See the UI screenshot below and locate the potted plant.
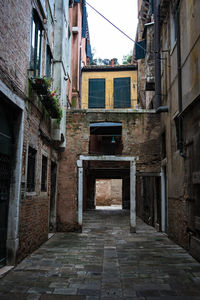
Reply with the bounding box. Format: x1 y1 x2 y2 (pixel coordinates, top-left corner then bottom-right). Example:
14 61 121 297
41 90 63 123
30 77 52 95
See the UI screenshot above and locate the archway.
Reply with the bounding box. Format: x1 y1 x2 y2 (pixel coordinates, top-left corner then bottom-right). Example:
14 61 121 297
77 155 138 233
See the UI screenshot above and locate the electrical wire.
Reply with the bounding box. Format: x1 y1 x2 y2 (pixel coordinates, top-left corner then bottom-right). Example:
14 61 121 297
86 1 147 53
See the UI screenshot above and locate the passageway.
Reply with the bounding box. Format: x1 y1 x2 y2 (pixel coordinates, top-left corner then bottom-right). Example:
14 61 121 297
0 210 200 299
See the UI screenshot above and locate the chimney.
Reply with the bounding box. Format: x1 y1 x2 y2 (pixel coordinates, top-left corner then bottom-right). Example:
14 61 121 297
111 59 114 67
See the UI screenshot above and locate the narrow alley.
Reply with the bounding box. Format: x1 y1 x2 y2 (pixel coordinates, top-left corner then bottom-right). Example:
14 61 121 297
0 209 200 300
0 0 200 299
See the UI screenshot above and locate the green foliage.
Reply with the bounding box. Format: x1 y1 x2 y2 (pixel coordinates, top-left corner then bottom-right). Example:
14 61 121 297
122 52 133 65
90 57 119 66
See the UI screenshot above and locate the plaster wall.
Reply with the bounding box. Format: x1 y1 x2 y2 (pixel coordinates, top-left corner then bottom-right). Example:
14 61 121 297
81 70 137 109
159 0 200 249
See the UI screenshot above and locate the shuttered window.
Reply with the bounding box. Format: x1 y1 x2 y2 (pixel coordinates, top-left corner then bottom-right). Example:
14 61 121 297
89 79 105 108
114 77 131 108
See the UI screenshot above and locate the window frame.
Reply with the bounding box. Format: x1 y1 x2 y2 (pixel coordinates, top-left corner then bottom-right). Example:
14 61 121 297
88 78 106 108
30 10 43 77
114 77 131 108
26 146 37 193
41 154 48 192
46 45 52 78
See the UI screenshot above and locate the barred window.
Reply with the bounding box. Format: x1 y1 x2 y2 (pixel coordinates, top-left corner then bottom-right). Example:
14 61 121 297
27 147 37 192
41 155 48 192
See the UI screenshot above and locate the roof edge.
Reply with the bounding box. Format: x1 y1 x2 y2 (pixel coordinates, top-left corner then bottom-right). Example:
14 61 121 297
82 64 138 72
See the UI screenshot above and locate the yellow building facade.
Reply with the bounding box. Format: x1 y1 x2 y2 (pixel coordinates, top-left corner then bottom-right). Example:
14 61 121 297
81 65 137 109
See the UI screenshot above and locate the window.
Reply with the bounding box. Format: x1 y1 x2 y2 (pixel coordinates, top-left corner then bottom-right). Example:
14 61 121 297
30 10 43 77
46 45 52 78
89 122 122 155
170 9 177 50
41 155 48 191
114 77 131 108
27 147 37 192
49 0 54 16
88 79 105 108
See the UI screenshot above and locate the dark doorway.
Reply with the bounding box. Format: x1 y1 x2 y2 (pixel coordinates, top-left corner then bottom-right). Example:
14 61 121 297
49 162 57 233
89 122 122 155
0 102 13 267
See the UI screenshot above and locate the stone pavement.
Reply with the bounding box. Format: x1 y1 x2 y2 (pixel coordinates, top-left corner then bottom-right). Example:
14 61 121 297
0 209 200 300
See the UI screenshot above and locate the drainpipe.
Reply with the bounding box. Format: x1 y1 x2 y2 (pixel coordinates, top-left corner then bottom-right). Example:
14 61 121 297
154 0 168 113
174 0 184 156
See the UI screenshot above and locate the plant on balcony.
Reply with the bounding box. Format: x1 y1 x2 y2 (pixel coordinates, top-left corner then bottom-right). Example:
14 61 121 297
30 76 52 95
41 91 63 124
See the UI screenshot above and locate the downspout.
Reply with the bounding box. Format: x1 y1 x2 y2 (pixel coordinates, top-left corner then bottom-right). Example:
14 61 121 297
174 0 185 156
154 0 168 113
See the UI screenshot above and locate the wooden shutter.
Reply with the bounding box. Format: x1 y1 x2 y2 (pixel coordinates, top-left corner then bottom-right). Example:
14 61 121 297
89 79 105 108
114 77 131 108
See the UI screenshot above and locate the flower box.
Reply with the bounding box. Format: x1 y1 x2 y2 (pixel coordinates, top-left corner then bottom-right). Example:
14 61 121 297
41 93 62 123
30 77 50 96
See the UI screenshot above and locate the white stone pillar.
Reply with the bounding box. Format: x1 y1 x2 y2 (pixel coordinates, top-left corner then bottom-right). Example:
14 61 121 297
130 161 136 233
161 166 166 232
77 160 83 231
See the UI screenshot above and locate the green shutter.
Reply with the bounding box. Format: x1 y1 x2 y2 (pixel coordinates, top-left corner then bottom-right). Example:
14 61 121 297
89 79 105 108
135 40 146 60
114 77 131 108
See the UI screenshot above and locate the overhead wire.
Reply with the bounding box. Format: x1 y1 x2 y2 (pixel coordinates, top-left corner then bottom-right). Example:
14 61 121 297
85 0 172 67
85 1 148 54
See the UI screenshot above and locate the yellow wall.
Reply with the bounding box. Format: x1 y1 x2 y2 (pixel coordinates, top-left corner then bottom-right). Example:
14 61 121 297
81 70 137 109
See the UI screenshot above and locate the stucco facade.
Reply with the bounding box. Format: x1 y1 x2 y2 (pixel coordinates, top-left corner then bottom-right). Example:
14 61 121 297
81 65 138 109
136 0 200 261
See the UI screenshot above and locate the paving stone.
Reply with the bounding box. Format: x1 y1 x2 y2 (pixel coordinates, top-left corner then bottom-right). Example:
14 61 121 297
53 288 77 295
26 295 41 300
0 210 200 299
40 296 85 300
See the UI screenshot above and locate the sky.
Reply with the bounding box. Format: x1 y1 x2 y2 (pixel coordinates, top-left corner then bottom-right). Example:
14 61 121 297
86 0 138 64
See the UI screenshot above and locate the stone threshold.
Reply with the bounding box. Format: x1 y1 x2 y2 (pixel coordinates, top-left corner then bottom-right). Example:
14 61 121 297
48 233 55 240
0 265 14 278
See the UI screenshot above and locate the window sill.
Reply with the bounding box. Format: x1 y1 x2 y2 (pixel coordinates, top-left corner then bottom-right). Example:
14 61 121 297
26 192 37 197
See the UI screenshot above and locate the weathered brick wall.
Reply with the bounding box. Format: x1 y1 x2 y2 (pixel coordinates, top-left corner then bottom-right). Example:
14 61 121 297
57 112 89 231
0 0 31 97
0 0 61 263
57 110 161 230
18 101 59 262
96 179 122 206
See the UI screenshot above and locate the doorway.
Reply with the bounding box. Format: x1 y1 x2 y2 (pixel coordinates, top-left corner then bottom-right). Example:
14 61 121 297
78 155 137 232
0 103 13 267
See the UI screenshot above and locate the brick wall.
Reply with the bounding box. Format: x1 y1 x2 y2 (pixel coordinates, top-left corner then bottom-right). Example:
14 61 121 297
0 0 31 97
57 110 161 230
0 0 60 263
18 100 59 262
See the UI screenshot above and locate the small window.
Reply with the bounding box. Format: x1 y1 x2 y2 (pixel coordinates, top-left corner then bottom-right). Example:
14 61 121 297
41 155 48 191
30 10 43 76
27 147 37 192
170 10 177 50
46 45 52 78
161 131 166 159
49 0 54 16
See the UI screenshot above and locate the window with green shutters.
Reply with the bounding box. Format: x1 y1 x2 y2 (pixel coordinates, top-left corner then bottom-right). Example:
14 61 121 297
88 79 105 108
114 77 131 108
